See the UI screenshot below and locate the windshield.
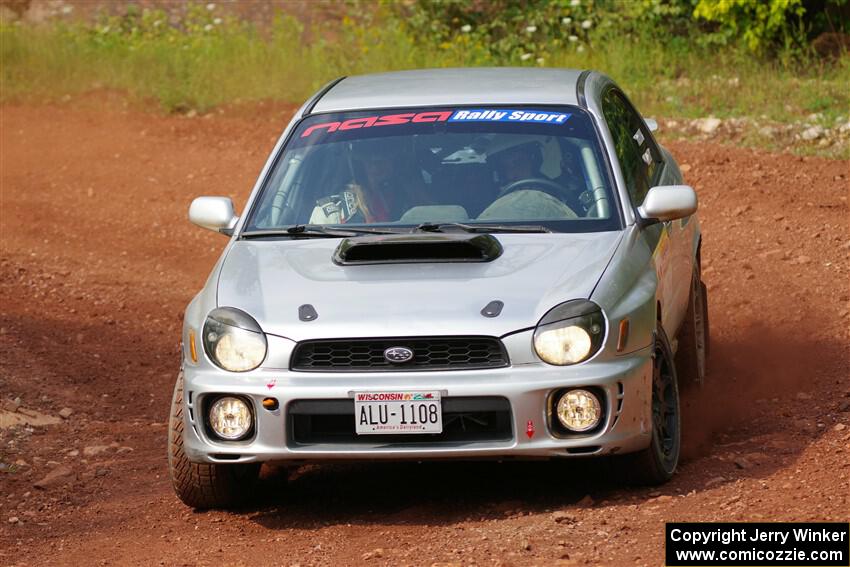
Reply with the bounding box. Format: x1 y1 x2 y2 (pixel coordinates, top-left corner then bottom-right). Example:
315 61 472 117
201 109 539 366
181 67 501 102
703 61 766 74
244 106 621 234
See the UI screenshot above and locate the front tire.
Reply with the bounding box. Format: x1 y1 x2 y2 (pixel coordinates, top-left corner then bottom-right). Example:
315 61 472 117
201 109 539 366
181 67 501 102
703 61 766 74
168 371 260 509
623 325 681 485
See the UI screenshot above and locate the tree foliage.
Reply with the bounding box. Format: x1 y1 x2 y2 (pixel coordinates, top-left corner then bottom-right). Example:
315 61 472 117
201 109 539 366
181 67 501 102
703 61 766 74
693 0 807 52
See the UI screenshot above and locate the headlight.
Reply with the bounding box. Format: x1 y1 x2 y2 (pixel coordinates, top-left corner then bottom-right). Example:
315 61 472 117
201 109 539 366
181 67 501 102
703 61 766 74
533 300 605 365
208 396 253 440
556 389 602 432
202 307 267 372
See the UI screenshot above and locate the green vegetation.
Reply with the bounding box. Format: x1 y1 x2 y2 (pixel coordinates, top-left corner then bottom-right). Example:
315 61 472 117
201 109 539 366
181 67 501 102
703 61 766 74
692 0 807 53
1 0 847 132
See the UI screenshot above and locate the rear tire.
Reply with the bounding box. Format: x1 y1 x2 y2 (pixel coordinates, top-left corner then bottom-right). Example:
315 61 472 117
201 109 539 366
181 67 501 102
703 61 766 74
168 371 260 509
621 325 681 485
676 262 709 389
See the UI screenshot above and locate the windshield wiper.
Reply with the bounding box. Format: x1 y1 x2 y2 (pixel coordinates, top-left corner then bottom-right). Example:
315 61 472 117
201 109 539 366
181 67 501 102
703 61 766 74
241 225 399 239
413 222 552 234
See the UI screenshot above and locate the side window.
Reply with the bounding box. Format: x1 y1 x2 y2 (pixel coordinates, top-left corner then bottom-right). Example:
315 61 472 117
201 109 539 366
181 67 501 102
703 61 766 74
601 89 659 206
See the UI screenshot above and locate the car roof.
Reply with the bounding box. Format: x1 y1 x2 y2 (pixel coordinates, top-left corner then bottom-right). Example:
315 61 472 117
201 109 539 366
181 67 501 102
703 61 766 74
310 67 588 114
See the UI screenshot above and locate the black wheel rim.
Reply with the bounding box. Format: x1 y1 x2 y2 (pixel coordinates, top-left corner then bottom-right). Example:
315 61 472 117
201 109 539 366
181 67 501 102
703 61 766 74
652 341 679 463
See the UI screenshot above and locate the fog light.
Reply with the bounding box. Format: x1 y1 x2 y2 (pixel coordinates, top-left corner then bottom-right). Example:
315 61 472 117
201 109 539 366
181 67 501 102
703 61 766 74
556 389 602 432
208 396 252 440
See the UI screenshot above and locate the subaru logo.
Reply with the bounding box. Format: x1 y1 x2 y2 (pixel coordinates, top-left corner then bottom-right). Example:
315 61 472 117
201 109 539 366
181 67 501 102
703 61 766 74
384 346 414 363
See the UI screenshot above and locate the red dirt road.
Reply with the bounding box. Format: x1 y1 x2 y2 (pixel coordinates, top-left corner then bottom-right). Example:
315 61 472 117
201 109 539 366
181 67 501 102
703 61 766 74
1 99 849 566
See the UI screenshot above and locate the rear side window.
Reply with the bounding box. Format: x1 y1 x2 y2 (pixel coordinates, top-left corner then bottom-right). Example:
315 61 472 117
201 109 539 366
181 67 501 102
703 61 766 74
601 90 660 206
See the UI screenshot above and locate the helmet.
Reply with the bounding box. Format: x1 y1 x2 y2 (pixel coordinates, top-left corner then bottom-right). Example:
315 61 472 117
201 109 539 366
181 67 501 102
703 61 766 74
349 137 405 187
481 135 548 184
482 135 547 171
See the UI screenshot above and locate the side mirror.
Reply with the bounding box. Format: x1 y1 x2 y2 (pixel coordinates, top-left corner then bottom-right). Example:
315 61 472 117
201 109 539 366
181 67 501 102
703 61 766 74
189 196 238 235
638 185 697 224
644 118 658 132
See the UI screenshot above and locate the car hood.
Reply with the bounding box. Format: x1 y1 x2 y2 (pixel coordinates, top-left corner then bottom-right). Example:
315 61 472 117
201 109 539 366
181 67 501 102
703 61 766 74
217 232 622 341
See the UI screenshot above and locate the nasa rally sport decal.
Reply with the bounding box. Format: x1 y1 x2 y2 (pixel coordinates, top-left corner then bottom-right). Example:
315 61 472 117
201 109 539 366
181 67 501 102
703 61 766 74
299 108 571 138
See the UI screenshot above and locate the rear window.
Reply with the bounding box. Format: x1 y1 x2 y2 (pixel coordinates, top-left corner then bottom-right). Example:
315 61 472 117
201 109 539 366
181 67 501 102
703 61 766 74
244 106 621 233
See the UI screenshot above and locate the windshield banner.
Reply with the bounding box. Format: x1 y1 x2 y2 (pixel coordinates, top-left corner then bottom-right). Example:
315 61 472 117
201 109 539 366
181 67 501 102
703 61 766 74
449 109 571 124
300 109 571 139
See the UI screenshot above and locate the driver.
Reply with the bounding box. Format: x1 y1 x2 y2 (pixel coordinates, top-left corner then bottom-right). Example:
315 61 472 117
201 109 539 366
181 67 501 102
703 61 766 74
488 136 584 214
310 138 418 224
478 135 580 220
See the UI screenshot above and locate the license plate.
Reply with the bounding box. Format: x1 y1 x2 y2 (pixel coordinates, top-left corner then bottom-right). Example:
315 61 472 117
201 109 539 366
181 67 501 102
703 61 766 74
354 391 442 435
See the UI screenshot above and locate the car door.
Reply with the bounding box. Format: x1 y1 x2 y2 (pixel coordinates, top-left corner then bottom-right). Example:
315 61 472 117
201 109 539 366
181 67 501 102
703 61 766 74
600 88 680 335
626 103 694 333
653 145 696 334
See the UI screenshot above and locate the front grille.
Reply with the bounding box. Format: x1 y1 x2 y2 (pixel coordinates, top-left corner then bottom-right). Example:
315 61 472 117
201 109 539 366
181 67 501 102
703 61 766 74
287 397 513 446
290 336 509 372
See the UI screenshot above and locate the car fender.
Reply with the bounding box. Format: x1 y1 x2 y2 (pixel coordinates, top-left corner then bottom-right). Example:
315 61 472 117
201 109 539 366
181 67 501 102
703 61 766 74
590 225 657 356
181 251 228 369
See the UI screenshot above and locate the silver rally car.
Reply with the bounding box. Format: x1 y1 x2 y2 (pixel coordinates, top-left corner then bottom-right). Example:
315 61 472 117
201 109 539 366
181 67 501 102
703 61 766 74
169 68 709 508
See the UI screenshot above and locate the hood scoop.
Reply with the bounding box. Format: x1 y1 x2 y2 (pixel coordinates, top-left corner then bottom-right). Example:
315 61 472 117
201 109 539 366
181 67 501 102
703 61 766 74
333 233 503 265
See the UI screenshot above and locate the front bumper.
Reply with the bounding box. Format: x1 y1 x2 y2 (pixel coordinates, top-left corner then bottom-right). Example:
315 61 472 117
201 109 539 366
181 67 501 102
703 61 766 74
181 345 653 464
